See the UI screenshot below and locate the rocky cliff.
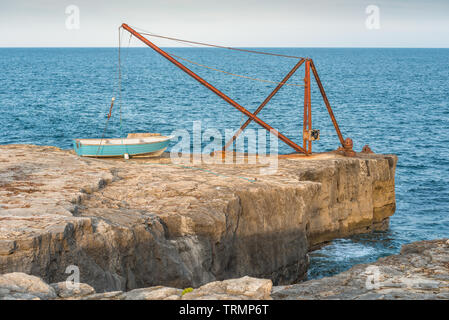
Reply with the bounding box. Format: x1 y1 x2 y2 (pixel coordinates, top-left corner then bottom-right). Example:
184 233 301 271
0 145 396 292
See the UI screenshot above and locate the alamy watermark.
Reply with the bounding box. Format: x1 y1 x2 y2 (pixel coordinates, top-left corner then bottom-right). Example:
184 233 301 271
65 5 80 30
365 265 381 289
170 121 279 175
364 265 438 290
65 265 80 290
365 5 381 30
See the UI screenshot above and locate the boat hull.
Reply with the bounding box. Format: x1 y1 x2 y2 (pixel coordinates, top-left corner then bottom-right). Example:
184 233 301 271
73 137 171 158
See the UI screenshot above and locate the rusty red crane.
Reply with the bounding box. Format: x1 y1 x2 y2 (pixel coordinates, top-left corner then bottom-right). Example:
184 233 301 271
121 23 352 156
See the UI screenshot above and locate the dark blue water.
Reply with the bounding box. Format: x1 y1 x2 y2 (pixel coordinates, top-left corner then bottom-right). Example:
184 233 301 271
0 47 448 279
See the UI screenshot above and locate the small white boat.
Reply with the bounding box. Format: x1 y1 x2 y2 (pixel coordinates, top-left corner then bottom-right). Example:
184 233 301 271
73 133 173 158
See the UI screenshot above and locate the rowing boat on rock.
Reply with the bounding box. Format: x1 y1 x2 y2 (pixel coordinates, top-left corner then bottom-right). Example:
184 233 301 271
73 133 172 158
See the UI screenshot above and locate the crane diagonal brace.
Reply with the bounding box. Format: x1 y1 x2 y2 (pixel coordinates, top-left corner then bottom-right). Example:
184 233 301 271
121 23 307 154
223 58 305 151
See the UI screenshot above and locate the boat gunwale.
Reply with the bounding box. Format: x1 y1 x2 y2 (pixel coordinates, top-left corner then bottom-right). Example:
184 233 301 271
77 147 167 158
74 136 173 146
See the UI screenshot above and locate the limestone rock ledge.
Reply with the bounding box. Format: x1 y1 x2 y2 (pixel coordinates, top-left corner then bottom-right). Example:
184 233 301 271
0 145 397 291
2 239 448 300
0 274 272 300
272 239 449 300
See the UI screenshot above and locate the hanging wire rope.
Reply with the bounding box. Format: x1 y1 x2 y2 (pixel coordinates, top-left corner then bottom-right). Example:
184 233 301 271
119 27 122 134
104 26 305 141
122 26 304 87
129 25 305 60
166 52 304 87
119 28 133 133
96 27 133 155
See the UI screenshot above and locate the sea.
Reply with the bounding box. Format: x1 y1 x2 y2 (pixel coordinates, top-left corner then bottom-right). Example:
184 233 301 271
0 47 448 279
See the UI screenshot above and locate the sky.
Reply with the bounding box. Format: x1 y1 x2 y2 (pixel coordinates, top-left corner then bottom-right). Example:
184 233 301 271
0 0 448 47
